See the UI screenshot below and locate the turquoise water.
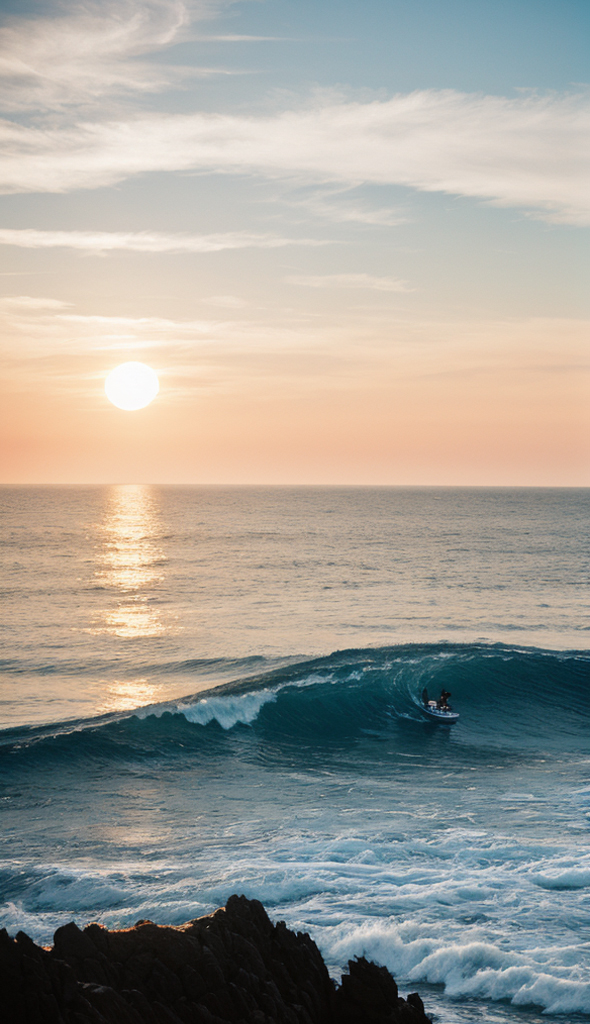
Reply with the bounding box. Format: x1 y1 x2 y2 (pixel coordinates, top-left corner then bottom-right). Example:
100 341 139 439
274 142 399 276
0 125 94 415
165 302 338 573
1 486 589 1022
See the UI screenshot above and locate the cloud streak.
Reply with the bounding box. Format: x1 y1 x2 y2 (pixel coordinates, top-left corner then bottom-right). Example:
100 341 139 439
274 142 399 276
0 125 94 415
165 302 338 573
0 5 586 223
0 90 587 223
2 297 587 394
0 228 329 254
0 0 230 112
286 273 412 292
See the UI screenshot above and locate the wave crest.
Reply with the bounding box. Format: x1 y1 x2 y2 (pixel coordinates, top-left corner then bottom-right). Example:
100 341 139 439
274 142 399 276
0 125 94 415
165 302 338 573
2 643 588 763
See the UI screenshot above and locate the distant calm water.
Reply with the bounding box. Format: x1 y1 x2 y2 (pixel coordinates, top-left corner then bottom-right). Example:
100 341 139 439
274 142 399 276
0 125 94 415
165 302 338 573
1 487 589 1023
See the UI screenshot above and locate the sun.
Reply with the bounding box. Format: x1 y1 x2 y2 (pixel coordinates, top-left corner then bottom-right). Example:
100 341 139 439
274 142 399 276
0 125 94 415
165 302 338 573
105 362 159 411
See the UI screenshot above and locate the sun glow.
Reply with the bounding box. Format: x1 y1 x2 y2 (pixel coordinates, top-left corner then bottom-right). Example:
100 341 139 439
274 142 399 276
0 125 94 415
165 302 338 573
105 362 159 410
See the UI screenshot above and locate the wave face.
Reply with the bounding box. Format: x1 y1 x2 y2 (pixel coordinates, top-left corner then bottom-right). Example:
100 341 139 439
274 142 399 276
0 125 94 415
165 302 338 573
2 643 590 1021
2 643 588 764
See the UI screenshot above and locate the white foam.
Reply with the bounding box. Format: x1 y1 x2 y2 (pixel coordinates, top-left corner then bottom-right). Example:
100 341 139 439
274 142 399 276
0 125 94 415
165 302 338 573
135 671 329 730
512 972 590 1015
3 809 590 1017
528 851 590 890
429 957 590 1014
177 689 277 729
4 841 590 1018
531 867 590 889
320 919 590 1014
0 901 68 942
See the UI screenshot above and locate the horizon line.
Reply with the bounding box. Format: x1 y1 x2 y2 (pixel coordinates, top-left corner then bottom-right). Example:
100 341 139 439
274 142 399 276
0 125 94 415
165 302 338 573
1 482 588 490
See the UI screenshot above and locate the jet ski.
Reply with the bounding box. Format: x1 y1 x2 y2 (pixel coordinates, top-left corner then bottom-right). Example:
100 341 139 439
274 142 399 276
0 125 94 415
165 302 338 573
420 699 459 724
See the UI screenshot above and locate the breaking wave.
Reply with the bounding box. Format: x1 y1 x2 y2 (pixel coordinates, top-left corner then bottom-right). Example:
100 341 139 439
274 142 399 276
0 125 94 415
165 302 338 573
1 642 588 765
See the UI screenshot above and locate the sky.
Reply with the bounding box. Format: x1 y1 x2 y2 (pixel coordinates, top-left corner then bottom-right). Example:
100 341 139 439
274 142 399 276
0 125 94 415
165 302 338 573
0 0 588 485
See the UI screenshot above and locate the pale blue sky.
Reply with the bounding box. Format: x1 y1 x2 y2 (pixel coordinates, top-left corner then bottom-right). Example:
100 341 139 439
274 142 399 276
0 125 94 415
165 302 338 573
178 0 590 96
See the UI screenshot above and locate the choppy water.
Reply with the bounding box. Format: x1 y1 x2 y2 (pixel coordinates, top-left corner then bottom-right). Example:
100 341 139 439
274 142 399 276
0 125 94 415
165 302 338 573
1 486 589 1023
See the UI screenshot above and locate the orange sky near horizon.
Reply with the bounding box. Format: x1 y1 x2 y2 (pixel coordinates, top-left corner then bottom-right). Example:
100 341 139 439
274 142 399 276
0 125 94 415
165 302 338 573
1 311 587 485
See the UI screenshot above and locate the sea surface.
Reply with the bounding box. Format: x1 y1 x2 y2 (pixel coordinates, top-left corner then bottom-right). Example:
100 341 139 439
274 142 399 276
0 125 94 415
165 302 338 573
1 486 589 1023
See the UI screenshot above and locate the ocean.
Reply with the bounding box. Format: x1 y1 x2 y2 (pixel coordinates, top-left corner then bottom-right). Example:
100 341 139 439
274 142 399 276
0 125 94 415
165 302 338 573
1 485 589 1023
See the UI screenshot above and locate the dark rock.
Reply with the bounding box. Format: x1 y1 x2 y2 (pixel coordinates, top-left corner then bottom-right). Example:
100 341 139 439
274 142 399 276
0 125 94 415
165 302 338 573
335 956 398 1021
0 896 432 1024
407 993 426 1015
54 921 99 961
80 983 144 1024
181 963 209 1001
84 923 111 956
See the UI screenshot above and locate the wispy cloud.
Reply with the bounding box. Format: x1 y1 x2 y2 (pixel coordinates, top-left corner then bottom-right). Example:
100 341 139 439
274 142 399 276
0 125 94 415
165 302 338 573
0 228 329 254
191 35 291 42
286 273 412 292
0 295 71 310
0 89 587 223
2 296 588 397
0 0 231 112
203 294 248 307
283 186 407 227
310 203 405 227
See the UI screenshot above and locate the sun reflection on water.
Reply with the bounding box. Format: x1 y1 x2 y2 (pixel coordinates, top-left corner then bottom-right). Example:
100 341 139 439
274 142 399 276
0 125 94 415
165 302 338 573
93 485 167 639
97 677 161 714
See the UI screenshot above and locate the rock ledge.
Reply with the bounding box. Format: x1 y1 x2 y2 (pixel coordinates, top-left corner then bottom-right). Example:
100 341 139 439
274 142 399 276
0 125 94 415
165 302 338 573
1 894 432 1024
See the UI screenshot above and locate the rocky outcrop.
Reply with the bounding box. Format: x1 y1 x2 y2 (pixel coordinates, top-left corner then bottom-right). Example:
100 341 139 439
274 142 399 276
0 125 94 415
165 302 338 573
1 894 431 1024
